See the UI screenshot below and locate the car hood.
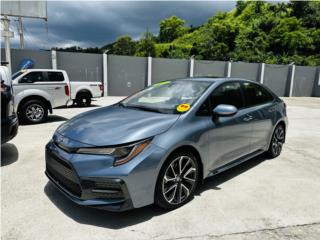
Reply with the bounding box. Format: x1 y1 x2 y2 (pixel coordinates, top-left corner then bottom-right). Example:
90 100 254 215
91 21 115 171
57 105 180 146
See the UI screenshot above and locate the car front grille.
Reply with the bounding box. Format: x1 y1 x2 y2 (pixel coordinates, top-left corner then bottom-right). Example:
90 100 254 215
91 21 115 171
46 152 82 197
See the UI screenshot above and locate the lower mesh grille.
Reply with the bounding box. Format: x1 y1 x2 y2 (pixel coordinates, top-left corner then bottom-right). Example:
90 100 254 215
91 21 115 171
46 152 82 197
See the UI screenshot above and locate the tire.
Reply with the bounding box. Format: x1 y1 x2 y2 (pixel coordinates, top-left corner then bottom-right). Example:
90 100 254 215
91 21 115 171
155 150 199 210
266 124 285 158
75 92 92 107
19 99 48 124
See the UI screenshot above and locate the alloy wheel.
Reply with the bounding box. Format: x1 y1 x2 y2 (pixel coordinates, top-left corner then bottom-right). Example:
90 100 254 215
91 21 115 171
271 126 285 156
162 156 197 205
26 104 44 121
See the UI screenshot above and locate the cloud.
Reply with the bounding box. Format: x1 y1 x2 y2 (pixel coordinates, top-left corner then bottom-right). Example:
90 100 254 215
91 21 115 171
2 1 236 49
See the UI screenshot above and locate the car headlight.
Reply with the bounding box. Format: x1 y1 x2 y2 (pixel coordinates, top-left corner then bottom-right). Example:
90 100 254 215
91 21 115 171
76 139 151 166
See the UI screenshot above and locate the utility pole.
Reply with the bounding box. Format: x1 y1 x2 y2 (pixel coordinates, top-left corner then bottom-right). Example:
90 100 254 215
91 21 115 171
17 17 25 49
1 15 14 76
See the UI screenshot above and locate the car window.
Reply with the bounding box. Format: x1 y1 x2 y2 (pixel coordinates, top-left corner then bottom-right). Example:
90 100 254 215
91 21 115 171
242 82 274 107
211 82 244 109
196 98 210 116
19 72 44 83
122 80 211 114
47 72 64 82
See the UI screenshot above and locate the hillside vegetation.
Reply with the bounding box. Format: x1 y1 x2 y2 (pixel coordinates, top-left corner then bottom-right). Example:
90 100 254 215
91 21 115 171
61 1 320 66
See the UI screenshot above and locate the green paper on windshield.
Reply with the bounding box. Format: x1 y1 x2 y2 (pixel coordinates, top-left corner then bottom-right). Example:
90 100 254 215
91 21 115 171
154 81 171 87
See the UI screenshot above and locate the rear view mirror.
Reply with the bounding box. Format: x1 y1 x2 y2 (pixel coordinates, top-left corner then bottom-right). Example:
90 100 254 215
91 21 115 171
213 104 237 117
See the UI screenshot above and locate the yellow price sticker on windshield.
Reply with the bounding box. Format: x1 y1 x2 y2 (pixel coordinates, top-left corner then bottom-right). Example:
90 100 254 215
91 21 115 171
177 103 190 112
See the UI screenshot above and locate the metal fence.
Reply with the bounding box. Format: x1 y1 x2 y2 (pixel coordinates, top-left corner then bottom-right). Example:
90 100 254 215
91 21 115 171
3 48 320 97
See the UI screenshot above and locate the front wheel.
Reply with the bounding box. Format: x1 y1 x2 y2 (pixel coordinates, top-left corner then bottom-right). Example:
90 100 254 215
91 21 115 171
155 151 199 210
266 124 285 158
19 99 48 124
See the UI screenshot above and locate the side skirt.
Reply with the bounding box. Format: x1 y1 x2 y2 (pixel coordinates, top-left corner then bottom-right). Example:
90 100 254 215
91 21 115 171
207 149 265 178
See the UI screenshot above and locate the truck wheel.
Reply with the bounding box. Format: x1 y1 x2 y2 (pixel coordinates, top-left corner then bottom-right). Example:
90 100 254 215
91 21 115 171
76 92 92 107
19 99 48 124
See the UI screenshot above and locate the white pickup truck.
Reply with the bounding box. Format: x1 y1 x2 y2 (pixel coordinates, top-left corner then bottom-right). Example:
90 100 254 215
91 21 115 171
12 69 103 124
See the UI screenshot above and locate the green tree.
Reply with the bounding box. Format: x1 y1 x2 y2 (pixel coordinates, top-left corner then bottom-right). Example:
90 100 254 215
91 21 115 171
135 31 156 57
112 35 136 56
159 16 187 43
290 1 320 28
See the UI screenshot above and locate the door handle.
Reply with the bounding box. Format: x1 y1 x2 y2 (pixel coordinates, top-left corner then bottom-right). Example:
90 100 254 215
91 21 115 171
243 115 253 122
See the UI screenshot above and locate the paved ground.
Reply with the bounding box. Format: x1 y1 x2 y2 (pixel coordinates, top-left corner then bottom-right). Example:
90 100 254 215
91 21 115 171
1 97 320 240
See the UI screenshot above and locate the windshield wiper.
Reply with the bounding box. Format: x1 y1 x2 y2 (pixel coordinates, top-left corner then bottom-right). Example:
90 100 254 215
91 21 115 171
125 105 163 113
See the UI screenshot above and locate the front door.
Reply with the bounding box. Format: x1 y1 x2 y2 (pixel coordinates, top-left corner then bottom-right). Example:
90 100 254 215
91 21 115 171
207 82 253 171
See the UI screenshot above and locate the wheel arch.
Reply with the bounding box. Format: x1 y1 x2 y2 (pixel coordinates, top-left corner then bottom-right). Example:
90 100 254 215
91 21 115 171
17 95 52 114
161 145 204 183
76 89 93 99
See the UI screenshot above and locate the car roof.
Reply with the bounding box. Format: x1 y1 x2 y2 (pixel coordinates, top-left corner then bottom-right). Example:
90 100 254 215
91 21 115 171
173 77 257 84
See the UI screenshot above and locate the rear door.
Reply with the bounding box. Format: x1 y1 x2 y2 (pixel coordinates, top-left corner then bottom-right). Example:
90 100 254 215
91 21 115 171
45 71 70 107
207 82 253 170
241 82 276 152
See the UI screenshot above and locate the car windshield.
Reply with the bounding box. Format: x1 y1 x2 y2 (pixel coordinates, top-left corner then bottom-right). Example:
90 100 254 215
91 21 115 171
121 80 211 114
12 71 24 80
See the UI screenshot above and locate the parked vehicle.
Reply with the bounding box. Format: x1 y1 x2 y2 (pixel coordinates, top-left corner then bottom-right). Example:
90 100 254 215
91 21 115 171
12 69 103 124
45 78 287 211
1 65 19 144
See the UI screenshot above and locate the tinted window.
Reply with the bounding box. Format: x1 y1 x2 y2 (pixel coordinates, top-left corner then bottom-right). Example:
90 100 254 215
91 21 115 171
242 82 274 107
211 82 244 109
48 72 64 82
19 72 44 83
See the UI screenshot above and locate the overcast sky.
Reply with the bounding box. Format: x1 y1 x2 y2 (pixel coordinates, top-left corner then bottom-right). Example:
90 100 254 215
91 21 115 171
4 1 236 50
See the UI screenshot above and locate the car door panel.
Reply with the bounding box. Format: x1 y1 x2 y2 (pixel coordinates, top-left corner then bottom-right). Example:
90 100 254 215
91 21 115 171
241 82 277 152
208 109 252 170
45 71 69 107
249 103 276 151
205 81 252 171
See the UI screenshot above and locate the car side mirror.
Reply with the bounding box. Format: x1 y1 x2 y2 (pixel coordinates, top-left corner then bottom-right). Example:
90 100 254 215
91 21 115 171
213 104 238 117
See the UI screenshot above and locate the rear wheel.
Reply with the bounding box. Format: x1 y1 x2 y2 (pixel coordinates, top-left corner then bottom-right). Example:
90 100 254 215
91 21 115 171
266 124 285 158
75 92 92 107
155 151 199 210
19 99 48 124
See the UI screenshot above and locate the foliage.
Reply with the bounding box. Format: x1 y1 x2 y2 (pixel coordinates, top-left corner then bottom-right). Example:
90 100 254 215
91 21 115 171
111 35 136 56
57 1 320 66
159 16 188 43
135 31 156 57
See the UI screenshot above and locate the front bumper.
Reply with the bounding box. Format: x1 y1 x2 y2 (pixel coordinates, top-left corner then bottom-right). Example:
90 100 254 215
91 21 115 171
45 138 167 211
1 115 19 144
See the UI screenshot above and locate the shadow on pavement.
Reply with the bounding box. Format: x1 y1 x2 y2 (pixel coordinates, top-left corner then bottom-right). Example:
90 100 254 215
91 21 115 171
55 103 101 109
198 154 267 193
1 143 19 166
44 182 166 229
44 154 268 228
46 115 69 123
19 115 68 125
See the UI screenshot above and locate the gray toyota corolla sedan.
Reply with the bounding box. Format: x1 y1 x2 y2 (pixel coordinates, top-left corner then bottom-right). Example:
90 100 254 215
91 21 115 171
45 78 287 211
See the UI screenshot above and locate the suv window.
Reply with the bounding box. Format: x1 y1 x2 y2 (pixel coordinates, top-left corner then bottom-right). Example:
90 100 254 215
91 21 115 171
47 72 64 82
242 82 274 107
211 82 244 109
19 72 44 83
